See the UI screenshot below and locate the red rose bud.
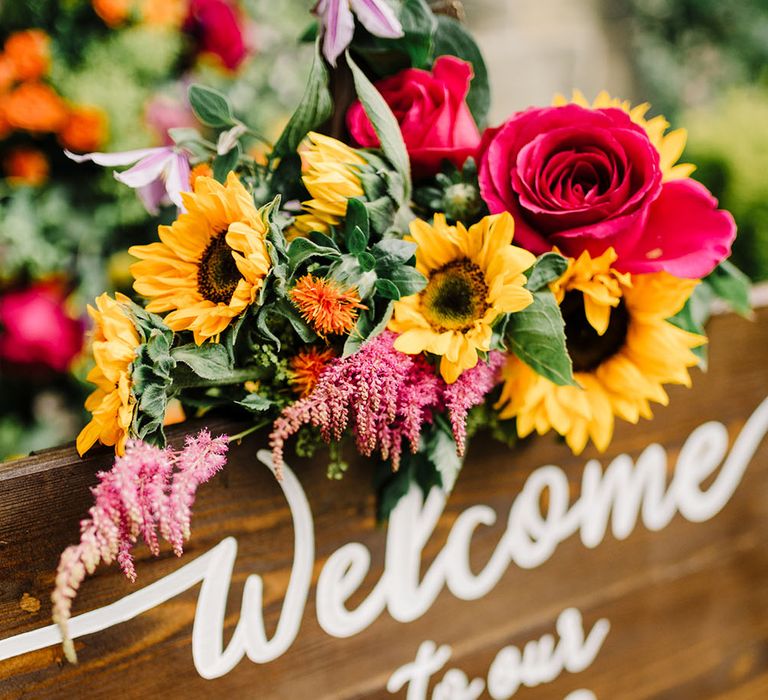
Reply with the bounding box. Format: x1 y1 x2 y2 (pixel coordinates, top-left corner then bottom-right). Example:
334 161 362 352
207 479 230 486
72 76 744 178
346 55 481 180
478 104 735 279
0 282 84 374
185 0 248 71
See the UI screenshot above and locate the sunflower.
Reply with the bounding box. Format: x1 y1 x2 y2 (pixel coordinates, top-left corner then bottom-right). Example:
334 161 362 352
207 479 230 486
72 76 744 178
129 173 271 344
290 273 365 337
389 212 536 384
76 293 140 456
496 248 705 454
553 89 695 182
290 131 366 238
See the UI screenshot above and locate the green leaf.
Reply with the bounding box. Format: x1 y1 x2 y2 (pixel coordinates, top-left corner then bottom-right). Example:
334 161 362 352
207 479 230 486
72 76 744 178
273 40 333 158
375 278 401 300
347 51 411 200
236 393 274 413
705 260 752 317
426 421 462 492
213 143 241 182
343 301 394 356
288 236 339 270
172 343 233 381
347 226 368 256
526 252 569 292
358 251 377 272
372 238 417 267
507 290 576 386
669 283 714 368
393 0 438 68
382 264 427 297
345 197 370 240
188 84 235 128
431 16 490 128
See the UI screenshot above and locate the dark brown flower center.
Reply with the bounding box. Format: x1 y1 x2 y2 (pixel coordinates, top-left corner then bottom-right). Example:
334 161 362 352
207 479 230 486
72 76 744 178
421 258 489 332
197 233 241 305
562 290 629 373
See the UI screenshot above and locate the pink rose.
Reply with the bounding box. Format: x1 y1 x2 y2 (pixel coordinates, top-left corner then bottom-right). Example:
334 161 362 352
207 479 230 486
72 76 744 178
478 104 736 278
0 283 84 374
185 0 248 71
346 55 481 180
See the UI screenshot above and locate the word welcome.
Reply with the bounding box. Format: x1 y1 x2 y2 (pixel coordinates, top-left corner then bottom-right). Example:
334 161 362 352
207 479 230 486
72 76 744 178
0 397 766 686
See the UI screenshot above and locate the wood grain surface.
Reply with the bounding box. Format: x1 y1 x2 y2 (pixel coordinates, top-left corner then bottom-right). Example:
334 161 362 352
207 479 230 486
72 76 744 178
0 306 767 699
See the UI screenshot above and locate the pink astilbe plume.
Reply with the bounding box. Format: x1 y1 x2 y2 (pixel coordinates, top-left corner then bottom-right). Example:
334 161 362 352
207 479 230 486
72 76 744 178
51 429 228 664
270 332 504 475
444 351 505 456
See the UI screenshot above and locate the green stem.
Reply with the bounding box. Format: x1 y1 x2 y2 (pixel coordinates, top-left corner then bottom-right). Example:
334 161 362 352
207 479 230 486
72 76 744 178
172 367 264 390
228 420 270 444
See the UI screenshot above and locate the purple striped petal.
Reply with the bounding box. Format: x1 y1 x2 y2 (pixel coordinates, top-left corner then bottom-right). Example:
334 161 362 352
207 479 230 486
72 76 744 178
316 0 355 66
113 150 173 189
165 152 191 211
349 0 403 39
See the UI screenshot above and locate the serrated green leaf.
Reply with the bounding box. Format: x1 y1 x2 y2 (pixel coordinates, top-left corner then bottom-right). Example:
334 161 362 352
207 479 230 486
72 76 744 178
172 343 233 381
273 40 332 158
347 51 411 200
188 84 235 128
507 290 576 386
705 259 752 317
526 252 569 292
213 143 241 182
431 16 490 128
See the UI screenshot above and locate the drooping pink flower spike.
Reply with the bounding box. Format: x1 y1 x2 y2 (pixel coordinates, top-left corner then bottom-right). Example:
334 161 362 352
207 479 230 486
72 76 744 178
65 146 191 215
51 430 228 664
314 0 403 66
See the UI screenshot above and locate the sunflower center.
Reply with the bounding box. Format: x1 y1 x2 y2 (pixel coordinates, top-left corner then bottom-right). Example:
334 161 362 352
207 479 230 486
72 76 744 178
421 258 489 332
562 290 629 373
197 233 241 305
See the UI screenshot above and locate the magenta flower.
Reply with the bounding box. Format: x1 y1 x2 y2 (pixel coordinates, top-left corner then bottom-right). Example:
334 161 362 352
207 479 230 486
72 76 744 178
0 281 84 375
270 332 503 475
51 430 228 663
65 146 191 215
315 0 403 66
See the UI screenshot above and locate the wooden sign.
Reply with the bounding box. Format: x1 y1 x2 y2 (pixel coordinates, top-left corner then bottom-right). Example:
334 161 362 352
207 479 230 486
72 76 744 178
1 304 767 699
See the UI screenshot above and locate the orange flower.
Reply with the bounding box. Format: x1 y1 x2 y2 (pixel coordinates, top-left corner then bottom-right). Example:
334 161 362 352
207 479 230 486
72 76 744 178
289 347 336 397
4 30 50 82
290 274 365 338
4 82 67 133
0 56 16 93
92 0 133 26
189 162 213 188
140 0 188 26
3 147 49 186
58 105 108 152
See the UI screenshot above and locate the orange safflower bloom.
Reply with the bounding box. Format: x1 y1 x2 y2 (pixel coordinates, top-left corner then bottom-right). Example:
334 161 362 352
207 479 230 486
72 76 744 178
140 0 188 27
3 147 49 186
289 347 336 397
4 82 68 133
289 274 365 338
58 105 108 152
188 162 213 188
92 0 133 26
0 56 16 93
4 30 50 82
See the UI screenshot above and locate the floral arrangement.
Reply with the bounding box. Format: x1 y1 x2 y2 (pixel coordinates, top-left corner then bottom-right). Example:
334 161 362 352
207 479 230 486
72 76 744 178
0 0 314 459
51 0 749 660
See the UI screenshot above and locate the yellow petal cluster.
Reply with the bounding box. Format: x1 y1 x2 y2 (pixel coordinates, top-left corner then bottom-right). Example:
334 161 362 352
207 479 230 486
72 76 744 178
553 89 695 181
76 293 140 456
389 212 536 383
290 131 366 238
129 173 271 345
497 250 705 454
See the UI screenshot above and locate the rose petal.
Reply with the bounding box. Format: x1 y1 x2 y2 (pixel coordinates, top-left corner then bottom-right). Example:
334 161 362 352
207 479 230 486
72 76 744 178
620 178 736 278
